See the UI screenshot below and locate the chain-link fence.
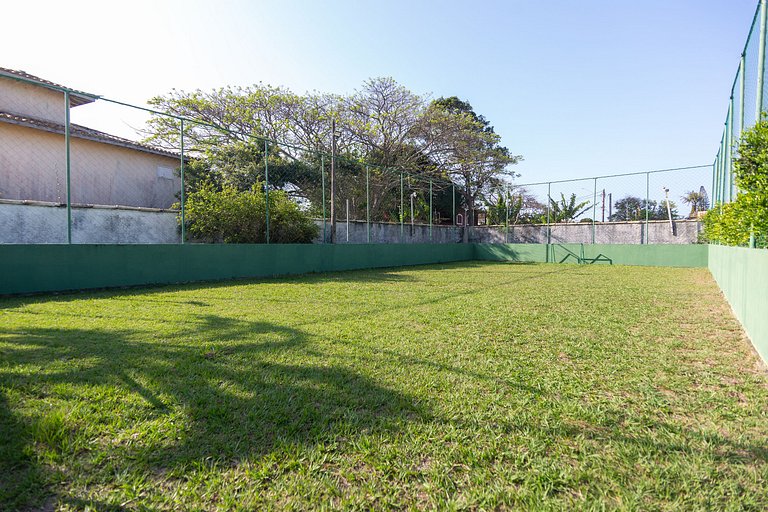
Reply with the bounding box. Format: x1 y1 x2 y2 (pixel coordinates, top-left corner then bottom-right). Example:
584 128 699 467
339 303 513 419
477 166 711 245
1 68 712 246
713 1 768 206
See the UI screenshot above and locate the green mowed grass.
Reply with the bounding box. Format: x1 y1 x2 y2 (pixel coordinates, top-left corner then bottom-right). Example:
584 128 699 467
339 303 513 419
1 261 767 510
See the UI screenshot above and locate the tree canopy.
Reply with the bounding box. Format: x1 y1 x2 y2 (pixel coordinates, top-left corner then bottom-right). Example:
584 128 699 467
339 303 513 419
142 78 521 231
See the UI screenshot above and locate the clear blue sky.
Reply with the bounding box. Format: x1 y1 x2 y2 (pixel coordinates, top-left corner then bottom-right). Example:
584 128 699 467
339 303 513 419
1 0 759 189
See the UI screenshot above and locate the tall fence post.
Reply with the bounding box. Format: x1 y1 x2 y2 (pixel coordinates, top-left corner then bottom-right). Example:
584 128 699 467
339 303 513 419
757 0 767 119
721 135 727 206
546 182 551 262
592 177 597 244
321 154 326 243
366 165 370 243
64 91 72 244
180 119 185 244
740 54 746 134
400 171 404 243
452 184 456 225
264 139 270 244
727 101 734 202
505 187 510 244
645 172 650 244
429 178 433 242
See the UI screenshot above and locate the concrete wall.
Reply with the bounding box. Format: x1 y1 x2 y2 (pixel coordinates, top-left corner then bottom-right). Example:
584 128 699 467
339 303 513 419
0 201 180 244
470 219 702 244
2 201 705 246
316 219 461 244
0 123 180 208
0 76 66 124
708 245 768 363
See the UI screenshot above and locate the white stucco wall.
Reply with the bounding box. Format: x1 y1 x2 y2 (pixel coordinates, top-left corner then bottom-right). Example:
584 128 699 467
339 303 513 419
0 77 67 123
0 123 181 208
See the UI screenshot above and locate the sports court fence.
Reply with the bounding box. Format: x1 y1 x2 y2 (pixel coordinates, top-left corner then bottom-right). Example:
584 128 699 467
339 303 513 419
713 0 768 206
1 70 710 245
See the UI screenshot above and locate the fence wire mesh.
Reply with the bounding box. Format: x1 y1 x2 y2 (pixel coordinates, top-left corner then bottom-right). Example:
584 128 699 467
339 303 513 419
714 1 768 208
1 69 713 246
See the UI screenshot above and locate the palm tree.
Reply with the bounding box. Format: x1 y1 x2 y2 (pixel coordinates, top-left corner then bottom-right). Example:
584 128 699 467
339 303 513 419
681 190 707 218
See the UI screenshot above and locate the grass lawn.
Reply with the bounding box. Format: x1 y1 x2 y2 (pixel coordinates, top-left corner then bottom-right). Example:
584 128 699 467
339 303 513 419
1 261 767 510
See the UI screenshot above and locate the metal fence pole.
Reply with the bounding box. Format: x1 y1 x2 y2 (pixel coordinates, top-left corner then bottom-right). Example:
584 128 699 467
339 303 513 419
264 139 270 244
452 183 456 225
505 187 510 243
592 177 597 244
546 182 551 244
721 135 727 205
180 119 185 244
546 182 551 262
429 178 433 241
757 0 767 119
321 154 326 243
740 54 746 134
645 172 650 244
64 91 72 244
400 171 404 243
727 101 734 202
366 165 370 243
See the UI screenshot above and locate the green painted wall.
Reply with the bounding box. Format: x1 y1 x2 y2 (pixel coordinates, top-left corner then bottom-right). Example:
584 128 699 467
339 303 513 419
0 243 711 296
708 245 768 363
474 243 709 268
0 244 474 295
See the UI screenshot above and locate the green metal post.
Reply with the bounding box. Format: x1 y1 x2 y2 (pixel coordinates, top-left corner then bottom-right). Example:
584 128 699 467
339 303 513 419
400 171 404 242
757 0 767 119
505 188 509 243
728 101 734 202
180 119 185 244
366 165 370 243
721 135 727 204
592 177 597 244
452 184 456 225
645 172 650 244
546 182 551 262
711 161 716 210
64 91 72 244
321 154 326 243
429 179 433 241
740 55 746 134
546 182 551 244
750 224 756 248
264 139 270 244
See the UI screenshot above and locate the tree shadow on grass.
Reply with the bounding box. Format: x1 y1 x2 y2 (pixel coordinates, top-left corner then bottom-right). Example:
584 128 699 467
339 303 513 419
0 315 427 509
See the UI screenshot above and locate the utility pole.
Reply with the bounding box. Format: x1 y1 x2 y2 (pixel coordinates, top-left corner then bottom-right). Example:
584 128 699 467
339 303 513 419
663 187 674 234
330 119 336 243
601 189 605 222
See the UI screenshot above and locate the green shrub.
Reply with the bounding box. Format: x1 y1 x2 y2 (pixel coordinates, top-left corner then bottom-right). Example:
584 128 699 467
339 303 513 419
181 182 318 244
703 117 768 247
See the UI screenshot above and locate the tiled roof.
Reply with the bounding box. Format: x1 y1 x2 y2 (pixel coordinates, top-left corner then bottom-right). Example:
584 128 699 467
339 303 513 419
0 111 182 159
0 67 96 107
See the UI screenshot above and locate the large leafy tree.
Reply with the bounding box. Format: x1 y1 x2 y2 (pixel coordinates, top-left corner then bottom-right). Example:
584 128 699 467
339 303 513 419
142 80 521 237
428 97 520 239
610 195 678 222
